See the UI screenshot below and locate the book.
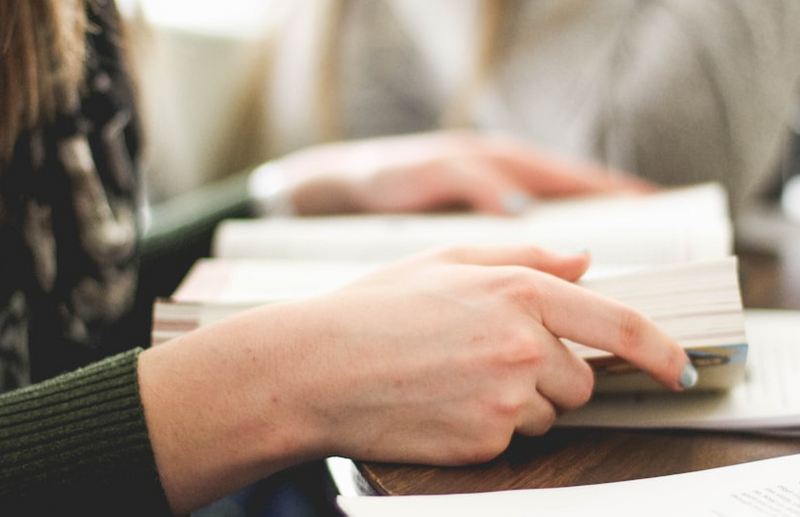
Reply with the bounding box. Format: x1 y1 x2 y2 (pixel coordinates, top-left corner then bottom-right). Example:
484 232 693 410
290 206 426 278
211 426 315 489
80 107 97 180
555 309 800 435
335 451 800 517
211 182 732 265
152 255 748 393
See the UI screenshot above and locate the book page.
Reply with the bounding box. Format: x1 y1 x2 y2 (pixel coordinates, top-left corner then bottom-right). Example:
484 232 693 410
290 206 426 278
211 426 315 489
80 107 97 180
336 453 800 516
172 258 383 304
212 183 732 265
159 256 747 392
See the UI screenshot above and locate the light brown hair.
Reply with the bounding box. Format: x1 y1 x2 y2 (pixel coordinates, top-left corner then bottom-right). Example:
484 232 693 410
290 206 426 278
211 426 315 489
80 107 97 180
0 0 90 165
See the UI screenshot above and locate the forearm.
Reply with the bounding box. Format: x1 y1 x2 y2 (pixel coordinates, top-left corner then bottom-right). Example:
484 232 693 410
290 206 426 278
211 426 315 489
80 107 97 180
138 302 331 514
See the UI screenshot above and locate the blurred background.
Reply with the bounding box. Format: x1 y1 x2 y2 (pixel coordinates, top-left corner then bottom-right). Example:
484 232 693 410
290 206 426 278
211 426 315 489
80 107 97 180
118 0 275 202
118 0 800 255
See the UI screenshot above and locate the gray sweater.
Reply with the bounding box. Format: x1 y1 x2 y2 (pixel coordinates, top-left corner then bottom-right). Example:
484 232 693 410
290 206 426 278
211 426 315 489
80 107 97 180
262 0 800 214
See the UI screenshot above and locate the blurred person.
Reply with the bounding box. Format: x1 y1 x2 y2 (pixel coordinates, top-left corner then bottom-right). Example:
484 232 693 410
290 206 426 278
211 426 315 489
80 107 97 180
239 0 800 215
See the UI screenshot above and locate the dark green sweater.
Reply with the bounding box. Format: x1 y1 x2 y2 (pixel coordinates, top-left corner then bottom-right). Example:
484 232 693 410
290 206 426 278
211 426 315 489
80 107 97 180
0 2 171 509
0 348 172 514
0 2 260 513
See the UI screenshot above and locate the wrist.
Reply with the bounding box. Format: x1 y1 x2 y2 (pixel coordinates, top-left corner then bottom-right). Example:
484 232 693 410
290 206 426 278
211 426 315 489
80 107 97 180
248 161 297 217
138 305 330 513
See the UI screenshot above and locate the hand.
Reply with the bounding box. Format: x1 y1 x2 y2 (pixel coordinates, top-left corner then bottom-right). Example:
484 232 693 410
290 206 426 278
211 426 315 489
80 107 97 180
293 245 691 466
139 245 693 513
274 131 656 215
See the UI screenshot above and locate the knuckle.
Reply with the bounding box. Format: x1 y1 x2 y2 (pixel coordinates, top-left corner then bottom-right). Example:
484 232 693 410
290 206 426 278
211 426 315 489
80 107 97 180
617 307 649 354
497 329 543 367
570 362 595 408
434 244 470 261
494 392 527 420
523 404 557 437
495 267 546 315
539 405 558 432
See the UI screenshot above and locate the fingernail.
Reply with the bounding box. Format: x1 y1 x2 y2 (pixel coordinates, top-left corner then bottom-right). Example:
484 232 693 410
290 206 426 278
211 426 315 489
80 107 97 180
566 247 590 257
501 191 534 215
679 362 698 389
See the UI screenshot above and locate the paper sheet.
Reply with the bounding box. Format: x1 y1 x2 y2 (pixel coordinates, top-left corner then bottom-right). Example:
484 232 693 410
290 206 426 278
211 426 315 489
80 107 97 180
556 309 800 432
337 453 800 516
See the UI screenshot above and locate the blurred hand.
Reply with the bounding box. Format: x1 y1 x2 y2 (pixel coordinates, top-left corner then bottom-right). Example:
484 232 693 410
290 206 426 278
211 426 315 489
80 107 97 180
274 131 656 215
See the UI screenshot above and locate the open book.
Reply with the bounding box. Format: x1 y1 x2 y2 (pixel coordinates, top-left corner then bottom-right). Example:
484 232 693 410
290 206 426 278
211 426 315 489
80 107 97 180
212 183 732 265
555 309 800 435
152 255 747 393
336 451 800 517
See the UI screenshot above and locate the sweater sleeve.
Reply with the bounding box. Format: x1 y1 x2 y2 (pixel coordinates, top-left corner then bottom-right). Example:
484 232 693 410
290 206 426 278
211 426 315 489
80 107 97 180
0 348 173 516
598 0 800 213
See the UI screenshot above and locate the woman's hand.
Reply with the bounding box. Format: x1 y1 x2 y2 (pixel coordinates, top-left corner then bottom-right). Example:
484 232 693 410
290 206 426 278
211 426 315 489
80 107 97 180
290 245 691 466
139 245 693 513
269 131 656 215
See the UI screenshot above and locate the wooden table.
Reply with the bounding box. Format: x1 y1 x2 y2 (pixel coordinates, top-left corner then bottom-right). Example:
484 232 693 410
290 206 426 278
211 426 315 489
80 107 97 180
345 245 800 496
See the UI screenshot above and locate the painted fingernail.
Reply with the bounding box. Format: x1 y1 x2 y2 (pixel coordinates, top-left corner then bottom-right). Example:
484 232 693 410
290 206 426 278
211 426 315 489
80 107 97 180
502 191 534 215
679 362 698 389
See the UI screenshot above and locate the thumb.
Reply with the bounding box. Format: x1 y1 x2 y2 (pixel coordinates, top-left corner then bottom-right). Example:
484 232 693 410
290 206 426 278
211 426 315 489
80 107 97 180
440 160 535 215
429 245 592 282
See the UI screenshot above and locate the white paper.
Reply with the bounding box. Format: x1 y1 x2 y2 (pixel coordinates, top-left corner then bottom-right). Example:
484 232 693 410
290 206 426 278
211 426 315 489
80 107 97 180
556 309 800 432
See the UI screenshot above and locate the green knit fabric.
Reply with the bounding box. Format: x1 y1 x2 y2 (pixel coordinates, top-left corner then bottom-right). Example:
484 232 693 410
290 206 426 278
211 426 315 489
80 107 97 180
0 348 172 515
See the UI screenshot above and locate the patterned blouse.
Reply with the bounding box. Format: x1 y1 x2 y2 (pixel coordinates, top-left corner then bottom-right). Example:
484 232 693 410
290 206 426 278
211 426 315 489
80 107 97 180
0 1 144 390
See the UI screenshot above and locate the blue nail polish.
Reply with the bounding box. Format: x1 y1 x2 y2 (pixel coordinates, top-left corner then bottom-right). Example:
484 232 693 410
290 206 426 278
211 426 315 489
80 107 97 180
679 363 698 389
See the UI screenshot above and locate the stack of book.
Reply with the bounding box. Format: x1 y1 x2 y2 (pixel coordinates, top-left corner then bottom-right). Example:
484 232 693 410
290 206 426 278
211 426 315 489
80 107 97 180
154 255 748 394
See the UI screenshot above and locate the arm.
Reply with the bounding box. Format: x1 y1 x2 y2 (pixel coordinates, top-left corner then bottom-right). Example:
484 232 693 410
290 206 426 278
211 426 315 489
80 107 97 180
138 245 695 514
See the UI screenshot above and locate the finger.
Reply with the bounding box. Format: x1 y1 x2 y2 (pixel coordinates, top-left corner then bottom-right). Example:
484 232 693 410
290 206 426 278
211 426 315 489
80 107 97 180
529 273 693 391
527 325 595 412
410 158 530 215
438 158 541 215
354 158 515 215
515 392 558 437
481 134 658 196
433 245 591 282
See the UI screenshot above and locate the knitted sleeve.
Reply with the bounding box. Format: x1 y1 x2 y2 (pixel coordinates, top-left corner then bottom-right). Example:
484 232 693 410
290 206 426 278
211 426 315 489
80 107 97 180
0 348 173 516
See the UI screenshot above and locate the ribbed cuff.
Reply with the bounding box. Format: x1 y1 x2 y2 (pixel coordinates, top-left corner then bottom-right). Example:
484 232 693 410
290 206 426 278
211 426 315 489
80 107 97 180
0 348 172 515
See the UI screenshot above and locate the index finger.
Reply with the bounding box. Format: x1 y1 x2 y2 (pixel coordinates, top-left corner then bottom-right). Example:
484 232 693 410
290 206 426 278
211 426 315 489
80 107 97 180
529 272 696 391
482 134 658 196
